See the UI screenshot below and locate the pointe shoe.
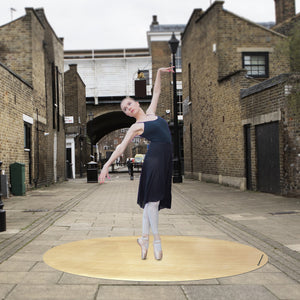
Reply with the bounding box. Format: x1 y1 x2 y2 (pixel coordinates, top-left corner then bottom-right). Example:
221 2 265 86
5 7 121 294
153 240 163 260
137 237 149 260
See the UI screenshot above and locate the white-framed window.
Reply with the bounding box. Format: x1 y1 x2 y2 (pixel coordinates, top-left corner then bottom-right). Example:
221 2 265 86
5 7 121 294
177 89 183 120
170 46 182 71
175 46 182 69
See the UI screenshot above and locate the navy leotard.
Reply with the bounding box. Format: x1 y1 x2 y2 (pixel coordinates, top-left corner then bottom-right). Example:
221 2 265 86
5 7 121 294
137 116 173 210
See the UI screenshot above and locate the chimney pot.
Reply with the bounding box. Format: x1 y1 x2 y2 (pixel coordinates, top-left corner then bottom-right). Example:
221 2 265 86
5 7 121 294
152 15 159 25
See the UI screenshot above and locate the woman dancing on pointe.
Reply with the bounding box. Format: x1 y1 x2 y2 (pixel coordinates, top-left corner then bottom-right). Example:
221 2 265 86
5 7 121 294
99 66 174 260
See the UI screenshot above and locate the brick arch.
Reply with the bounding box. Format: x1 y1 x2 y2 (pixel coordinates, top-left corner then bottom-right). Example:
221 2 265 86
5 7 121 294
87 102 149 144
87 111 135 144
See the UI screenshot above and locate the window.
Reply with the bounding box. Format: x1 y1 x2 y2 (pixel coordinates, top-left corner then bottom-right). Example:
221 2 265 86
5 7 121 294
177 89 183 120
138 70 150 85
242 52 269 78
174 46 182 70
24 122 31 150
170 47 182 70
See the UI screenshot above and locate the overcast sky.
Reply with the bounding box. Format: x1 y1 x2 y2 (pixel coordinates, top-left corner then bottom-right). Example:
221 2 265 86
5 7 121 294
1 0 299 50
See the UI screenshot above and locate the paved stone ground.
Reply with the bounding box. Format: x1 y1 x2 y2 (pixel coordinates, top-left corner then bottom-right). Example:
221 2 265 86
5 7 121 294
0 173 299 300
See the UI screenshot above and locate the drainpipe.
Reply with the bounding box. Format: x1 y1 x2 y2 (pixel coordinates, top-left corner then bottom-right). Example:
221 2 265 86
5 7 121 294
34 108 40 187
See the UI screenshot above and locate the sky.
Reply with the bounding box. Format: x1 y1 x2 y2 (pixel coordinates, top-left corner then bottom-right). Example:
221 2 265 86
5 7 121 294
1 0 299 50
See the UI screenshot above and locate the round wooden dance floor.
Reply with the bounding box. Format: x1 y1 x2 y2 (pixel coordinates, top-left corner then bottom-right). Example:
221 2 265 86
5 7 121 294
43 236 268 281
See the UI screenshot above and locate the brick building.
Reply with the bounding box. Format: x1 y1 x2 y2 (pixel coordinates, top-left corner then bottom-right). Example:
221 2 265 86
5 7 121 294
0 8 65 193
181 0 299 196
64 64 89 178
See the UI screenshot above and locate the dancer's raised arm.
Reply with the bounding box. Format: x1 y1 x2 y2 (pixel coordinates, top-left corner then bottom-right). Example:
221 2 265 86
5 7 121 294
146 67 174 115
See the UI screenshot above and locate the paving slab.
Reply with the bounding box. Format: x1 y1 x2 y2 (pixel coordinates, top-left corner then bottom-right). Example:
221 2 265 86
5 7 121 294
96 285 187 300
6 284 99 300
0 284 14 299
182 285 278 300
264 284 300 300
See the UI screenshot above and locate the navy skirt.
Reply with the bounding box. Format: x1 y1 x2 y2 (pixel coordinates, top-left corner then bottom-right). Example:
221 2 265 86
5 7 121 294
137 142 172 210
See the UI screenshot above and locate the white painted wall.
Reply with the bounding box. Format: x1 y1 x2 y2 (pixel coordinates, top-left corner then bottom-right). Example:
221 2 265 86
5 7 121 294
66 137 76 179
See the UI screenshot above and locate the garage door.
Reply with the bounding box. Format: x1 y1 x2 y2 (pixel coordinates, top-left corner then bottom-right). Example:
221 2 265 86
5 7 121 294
255 122 280 194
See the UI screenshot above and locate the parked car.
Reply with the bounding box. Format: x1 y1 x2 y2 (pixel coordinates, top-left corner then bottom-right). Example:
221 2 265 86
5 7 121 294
133 154 145 168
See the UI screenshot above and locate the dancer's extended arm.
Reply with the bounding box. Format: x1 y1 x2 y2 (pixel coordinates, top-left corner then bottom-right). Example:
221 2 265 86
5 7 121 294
98 123 142 183
146 67 174 115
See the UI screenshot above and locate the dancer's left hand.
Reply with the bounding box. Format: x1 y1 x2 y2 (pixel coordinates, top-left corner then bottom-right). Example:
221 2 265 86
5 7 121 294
159 66 175 73
98 166 110 183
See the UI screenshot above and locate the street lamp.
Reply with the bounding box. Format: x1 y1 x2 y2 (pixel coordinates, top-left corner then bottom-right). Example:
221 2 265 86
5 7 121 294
168 32 182 183
0 161 6 232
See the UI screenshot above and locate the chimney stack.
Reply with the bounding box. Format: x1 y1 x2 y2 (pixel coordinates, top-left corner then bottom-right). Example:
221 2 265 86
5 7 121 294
69 64 77 72
275 0 296 24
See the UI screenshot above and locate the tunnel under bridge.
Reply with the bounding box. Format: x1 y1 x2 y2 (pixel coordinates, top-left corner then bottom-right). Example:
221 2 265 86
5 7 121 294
86 100 150 145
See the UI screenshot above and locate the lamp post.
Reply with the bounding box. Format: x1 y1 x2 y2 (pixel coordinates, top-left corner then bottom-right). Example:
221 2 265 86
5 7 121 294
79 127 83 178
88 112 94 161
168 32 182 183
0 161 6 232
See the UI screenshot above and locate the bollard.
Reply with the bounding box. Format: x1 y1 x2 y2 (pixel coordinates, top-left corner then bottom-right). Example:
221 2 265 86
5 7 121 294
129 161 134 180
0 161 6 232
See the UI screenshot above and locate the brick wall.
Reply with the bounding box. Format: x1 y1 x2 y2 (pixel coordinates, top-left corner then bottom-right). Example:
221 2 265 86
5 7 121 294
216 72 246 178
0 12 33 85
182 2 225 177
64 64 87 129
35 8 65 185
0 63 33 188
282 75 300 196
151 41 174 119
